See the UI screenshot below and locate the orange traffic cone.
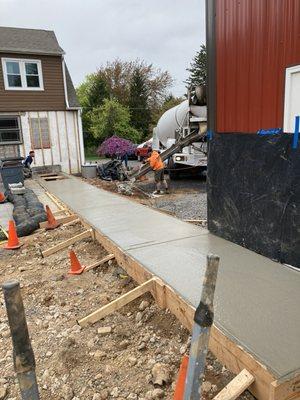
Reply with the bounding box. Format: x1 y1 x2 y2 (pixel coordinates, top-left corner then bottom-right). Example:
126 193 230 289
5 220 22 250
0 192 6 203
68 250 85 275
173 355 189 400
45 205 61 230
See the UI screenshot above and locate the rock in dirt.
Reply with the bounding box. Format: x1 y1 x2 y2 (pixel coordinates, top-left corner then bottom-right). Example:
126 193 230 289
127 394 138 400
99 389 109 399
202 381 212 393
110 387 119 398
94 350 106 359
135 312 143 323
151 363 170 386
119 339 130 350
151 388 164 399
97 326 112 335
61 384 74 400
0 387 7 400
139 300 149 311
128 356 137 366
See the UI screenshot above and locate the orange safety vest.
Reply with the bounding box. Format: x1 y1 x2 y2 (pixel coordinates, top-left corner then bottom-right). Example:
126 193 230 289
147 151 164 171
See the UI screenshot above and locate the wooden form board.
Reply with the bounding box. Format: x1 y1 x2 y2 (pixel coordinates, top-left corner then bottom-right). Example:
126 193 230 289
212 369 254 400
79 278 155 327
84 254 115 272
39 214 77 229
44 190 300 400
41 229 92 257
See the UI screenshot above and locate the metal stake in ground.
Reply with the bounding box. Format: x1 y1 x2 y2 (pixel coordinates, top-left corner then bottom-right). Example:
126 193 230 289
2 281 40 400
184 254 220 400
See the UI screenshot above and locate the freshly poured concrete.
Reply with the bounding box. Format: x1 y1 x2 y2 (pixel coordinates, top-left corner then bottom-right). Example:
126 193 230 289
42 176 300 379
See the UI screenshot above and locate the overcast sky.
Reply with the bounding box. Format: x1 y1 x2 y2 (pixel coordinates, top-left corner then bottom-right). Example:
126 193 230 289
0 0 206 96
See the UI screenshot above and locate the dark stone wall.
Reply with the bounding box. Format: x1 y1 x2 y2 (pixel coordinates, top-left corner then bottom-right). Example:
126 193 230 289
207 133 300 268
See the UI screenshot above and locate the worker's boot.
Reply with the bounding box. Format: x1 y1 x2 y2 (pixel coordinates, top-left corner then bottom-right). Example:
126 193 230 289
153 190 161 195
165 188 170 194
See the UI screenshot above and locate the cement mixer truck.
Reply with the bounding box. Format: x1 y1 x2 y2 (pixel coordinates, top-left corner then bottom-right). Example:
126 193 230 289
130 86 207 181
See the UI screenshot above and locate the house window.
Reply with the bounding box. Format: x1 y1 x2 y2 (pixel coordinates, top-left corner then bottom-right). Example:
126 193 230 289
0 116 21 144
30 117 50 149
2 58 44 91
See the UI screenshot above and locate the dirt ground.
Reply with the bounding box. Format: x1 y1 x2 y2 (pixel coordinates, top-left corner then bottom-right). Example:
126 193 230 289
82 172 207 226
0 183 254 400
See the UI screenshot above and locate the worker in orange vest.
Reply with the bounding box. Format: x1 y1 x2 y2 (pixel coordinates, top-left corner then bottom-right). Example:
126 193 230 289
147 150 169 194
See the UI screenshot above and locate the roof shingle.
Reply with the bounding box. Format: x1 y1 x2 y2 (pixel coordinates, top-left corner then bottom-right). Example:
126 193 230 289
0 26 65 55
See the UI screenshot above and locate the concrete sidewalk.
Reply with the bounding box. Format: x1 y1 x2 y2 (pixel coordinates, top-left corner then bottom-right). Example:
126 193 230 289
42 175 300 380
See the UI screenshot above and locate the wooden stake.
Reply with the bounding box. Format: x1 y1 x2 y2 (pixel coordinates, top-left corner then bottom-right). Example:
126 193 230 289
212 369 255 400
42 229 92 257
84 254 115 272
78 278 155 327
39 214 77 229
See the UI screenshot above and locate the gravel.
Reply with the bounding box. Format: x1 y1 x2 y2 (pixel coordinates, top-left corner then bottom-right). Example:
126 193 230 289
154 192 207 220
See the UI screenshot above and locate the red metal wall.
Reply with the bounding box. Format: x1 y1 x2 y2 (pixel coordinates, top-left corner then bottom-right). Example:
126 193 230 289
216 0 300 133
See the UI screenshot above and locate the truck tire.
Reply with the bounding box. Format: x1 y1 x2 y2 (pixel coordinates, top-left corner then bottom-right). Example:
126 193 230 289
168 158 180 180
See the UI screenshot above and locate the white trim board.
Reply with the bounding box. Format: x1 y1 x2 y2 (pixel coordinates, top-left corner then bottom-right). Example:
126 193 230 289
283 64 300 133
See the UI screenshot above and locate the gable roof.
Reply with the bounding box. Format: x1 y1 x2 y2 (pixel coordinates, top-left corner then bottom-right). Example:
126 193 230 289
0 26 65 56
65 63 80 108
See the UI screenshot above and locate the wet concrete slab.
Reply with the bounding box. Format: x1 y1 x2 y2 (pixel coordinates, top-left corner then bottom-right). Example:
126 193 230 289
42 176 300 379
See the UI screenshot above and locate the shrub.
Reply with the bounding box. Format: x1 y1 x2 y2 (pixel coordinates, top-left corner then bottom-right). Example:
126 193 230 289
97 135 135 157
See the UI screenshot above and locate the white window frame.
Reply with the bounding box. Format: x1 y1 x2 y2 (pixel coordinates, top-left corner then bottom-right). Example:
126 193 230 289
1 57 44 91
283 64 300 133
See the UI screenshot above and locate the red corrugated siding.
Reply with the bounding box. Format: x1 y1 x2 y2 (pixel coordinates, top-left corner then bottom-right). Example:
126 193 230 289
216 0 300 133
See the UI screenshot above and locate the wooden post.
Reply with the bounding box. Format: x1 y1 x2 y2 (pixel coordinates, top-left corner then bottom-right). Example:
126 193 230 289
55 111 62 163
47 111 54 166
72 111 81 173
2 281 40 399
37 112 45 166
184 254 220 400
64 111 72 174
28 112 36 165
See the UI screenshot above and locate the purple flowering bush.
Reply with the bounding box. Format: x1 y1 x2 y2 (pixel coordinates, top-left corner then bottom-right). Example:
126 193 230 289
97 135 136 157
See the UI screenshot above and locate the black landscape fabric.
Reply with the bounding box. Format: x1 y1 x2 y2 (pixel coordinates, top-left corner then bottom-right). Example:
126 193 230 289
207 133 300 268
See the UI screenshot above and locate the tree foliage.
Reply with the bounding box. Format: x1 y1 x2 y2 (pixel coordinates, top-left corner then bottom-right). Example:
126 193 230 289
90 99 141 143
185 44 207 89
128 68 151 138
76 59 174 148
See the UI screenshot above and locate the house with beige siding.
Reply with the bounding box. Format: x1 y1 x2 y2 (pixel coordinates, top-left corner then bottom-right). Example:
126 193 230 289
0 26 84 174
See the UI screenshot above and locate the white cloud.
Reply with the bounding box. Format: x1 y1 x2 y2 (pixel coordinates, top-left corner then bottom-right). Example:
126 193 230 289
0 0 206 95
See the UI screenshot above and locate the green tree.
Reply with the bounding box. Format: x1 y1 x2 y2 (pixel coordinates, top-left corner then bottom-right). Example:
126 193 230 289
77 74 109 147
90 99 141 143
185 44 207 88
128 68 151 140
